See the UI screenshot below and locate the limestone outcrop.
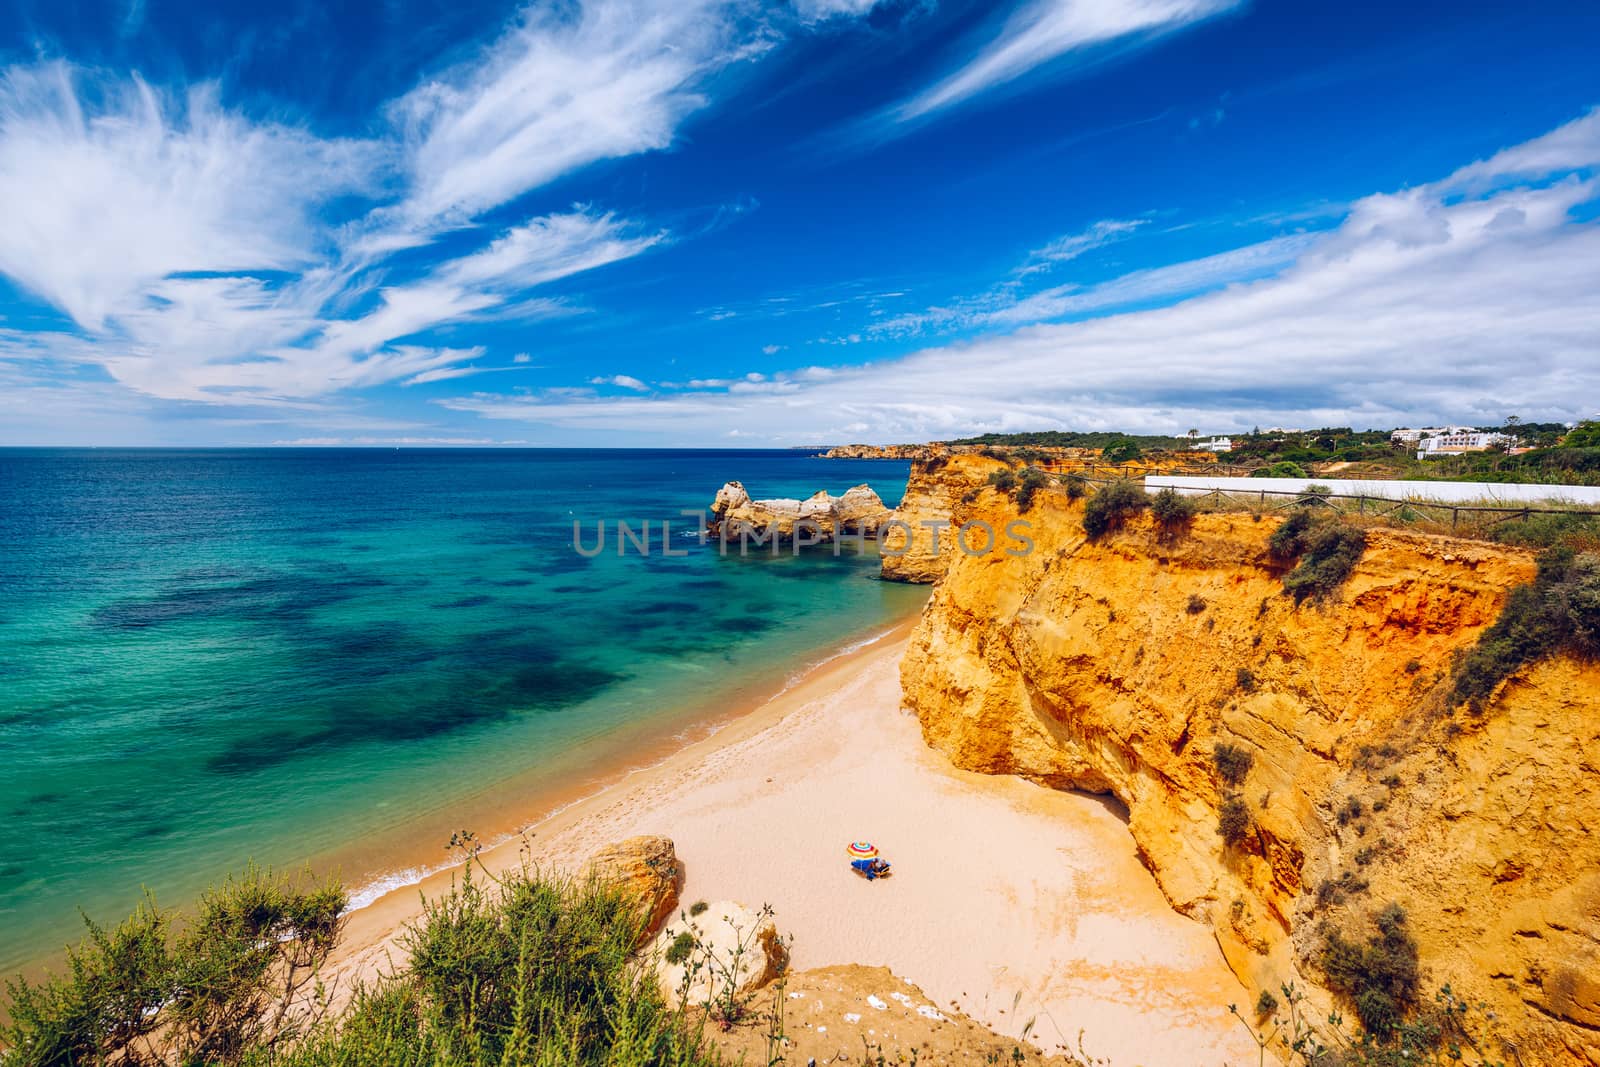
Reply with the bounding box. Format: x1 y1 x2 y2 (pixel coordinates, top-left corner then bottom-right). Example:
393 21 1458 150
879 453 1008 583
650 901 788 1003
707 481 891 543
896 466 1600 1064
584 835 680 938
818 444 933 459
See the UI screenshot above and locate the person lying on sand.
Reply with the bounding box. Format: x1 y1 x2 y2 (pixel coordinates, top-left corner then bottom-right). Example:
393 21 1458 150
850 857 892 880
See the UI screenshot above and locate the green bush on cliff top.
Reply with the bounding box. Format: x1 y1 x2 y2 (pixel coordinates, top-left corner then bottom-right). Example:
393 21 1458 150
1269 511 1367 603
1082 480 1149 539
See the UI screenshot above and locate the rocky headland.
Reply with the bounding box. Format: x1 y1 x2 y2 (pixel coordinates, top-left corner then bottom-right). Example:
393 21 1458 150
888 451 1600 1065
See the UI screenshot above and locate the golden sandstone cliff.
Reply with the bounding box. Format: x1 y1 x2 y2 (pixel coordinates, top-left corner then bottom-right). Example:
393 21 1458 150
889 455 1600 1065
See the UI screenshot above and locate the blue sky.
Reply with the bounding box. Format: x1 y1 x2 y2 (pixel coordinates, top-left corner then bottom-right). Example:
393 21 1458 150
1 0 1598 446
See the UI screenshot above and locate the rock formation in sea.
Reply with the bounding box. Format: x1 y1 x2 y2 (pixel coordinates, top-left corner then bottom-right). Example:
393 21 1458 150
892 453 1600 1065
707 480 891 544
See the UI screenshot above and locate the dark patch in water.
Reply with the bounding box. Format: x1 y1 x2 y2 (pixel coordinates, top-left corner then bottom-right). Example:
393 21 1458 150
206 650 626 775
550 583 589 594
317 622 437 671
207 729 314 774
706 615 777 635
490 578 535 588
521 552 593 576
632 600 701 616
677 579 729 592
90 571 389 630
435 595 494 609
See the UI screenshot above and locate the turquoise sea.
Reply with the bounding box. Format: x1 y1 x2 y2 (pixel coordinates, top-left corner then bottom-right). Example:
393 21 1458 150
0 449 926 975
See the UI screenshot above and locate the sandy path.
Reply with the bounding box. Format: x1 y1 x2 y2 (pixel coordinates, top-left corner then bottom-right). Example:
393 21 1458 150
335 636 1258 1066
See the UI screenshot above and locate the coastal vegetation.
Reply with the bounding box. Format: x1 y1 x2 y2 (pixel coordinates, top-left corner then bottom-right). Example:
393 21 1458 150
949 430 1191 451
1151 487 1198 538
1211 743 1254 787
938 421 1600 486
1081 480 1149 539
1267 510 1368 603
1 865 346 1067
1318 904 1421 1038
0 861 744 1067
1451 546 1600 711
1216 794 1253 847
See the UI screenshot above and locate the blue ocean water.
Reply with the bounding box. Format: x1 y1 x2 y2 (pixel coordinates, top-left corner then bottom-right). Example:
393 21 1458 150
0 449 926 974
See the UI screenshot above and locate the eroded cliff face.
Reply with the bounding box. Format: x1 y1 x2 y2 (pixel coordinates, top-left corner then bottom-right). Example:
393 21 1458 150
880 453 1007 582
899 474 1600 1065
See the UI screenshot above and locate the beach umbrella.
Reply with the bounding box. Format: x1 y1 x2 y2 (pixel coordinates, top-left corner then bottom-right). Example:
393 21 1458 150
846 841 878 860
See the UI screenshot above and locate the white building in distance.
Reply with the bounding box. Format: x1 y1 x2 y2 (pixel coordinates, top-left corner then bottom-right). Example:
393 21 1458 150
1417 432 1515 458
1195 437 1234 452
1391 426 1474 444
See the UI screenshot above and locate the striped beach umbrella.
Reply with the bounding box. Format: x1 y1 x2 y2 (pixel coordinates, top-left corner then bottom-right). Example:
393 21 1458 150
846 841 878 860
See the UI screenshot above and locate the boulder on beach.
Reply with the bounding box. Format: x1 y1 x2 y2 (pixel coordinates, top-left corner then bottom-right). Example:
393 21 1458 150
584 835 681 938
650 900 788 1002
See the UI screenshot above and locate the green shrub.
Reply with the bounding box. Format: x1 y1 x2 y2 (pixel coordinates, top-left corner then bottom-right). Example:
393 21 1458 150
1319 904 1421 1039
1186 593 1207 614
1255 988 1279 1019
1488 510 1600 552
1270 512 1367 603
1 865 346 1067
1315 870 1370 906
1151 487 1198 534
1015 467 1051 513
1213 743 1254 787
1268 509 1317 560
689 900 708 917
1293 484 1333 509
1562 420 1600 448
1236 667 1257 692
987 469 1017 493
1337 796 1365 826
1217 794 1253 847
3 863 723 1067
1082 480 1149 539
1063 472 1088 500
1251 461 1308 479
1101 438 1143 463
664 931 697 965
1452 547 1600 710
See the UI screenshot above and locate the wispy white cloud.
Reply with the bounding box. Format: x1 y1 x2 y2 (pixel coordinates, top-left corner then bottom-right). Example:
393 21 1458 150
437 113 1600 440
0 63 381 332
791 0 888 23
892 0 1243 123
1018 217 1145 275
863 221 1308 339
0 50 671 406
590 373 650 391
390 0 761 228
0 0 899 425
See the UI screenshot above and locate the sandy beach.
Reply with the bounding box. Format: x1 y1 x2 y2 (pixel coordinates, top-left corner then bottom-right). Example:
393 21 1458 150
332 626 1258 1066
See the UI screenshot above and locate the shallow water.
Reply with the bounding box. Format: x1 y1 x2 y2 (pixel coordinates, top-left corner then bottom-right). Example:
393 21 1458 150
0 448 925 973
